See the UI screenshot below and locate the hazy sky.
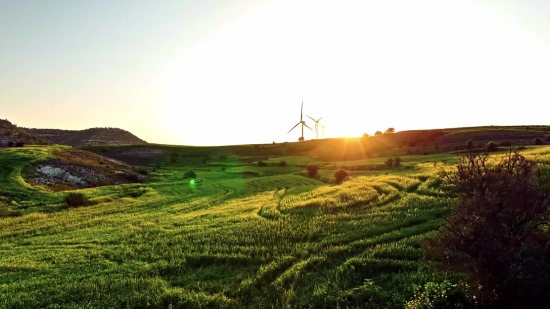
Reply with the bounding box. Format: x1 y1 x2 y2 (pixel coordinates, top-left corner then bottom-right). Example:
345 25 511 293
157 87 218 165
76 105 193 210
1 0 549 145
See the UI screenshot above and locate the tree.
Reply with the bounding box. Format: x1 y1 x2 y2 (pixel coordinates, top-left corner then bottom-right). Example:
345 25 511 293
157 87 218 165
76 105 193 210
183 170 197 178
362 133 370 138
374 131 383 136
393 156 402 167
485 141 498 152
334 169 348 183
423 150 550 307
307 165 319 177
384 127 395 134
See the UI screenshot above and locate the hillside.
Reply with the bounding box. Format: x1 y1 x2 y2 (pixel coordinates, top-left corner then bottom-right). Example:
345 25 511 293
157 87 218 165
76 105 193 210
81 125 550 168
0 119 53 147
1 141 549 307
22 127 148 146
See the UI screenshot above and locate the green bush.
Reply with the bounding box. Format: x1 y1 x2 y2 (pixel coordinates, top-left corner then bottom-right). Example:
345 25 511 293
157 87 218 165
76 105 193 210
183 170 197 178
307 165 319 177
485 141 498 152
405 281 472 309
64 192 88 208
393 157 402 167
278 160 287 167
424 151 550 306
334 169 348 183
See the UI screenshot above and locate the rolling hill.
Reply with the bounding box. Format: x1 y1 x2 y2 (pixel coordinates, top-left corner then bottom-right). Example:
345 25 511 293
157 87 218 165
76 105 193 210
0 119 53 146
21 127 148 146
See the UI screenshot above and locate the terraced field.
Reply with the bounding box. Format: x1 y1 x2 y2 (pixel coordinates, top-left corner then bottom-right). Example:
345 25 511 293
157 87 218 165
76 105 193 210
1 146 548 308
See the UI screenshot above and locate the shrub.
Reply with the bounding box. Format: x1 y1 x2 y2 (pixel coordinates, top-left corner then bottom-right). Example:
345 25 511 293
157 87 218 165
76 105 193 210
278 160 287 167
393 157 402 167
485 141 498 152
499 140 512 147
135 168 148 175
535 138 543 145
306 165 319 177
374 131 383 136
258 161 267 167
424 150 550 307
405 281 472 309
464 140 473 150
7 141 14 147
334 169 348 183
64 192 88 208
384 157 394 168
183 170 197 178
123 173 142 182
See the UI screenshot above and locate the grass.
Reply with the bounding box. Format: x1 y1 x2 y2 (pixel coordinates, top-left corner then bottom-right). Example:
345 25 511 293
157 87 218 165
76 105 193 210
2 145 548 308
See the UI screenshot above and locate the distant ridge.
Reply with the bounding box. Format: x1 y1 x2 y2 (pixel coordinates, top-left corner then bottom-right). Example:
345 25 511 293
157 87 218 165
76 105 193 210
0 119 53 146
21 127 148 146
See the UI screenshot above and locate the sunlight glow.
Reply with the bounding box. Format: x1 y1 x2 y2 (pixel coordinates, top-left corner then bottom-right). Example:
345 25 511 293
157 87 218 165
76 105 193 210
2 0 550 145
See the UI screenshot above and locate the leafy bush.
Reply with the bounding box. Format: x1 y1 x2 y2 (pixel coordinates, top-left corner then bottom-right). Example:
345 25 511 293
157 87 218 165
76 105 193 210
385 157 394 168
393 157 402 167
135 168 148 175
183 170 197 178
258 161 267 167
485 141 498 152
123 173 143 182
424 150 550 307
535 137 543 145
7 141 14 147
307 165 319 177
333 169 348 183
405 281 472 309
278 160 287 167
64 192 88 208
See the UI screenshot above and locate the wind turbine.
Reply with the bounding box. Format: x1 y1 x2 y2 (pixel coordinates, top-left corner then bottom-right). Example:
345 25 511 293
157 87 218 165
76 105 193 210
307 115 323 139
287 101 313 141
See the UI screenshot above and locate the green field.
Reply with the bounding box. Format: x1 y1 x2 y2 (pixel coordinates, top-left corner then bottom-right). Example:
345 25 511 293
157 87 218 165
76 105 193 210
1 145 549 308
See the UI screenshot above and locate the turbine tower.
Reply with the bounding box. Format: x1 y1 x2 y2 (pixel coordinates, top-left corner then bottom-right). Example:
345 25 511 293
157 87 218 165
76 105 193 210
307 115 323 139
287 101 313 141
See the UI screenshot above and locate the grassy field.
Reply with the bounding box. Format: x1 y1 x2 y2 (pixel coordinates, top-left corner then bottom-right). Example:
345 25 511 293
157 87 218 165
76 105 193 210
1 145 549 308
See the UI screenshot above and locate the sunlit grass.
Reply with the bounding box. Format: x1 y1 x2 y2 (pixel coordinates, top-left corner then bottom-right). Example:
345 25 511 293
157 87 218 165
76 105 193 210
1 146 545 307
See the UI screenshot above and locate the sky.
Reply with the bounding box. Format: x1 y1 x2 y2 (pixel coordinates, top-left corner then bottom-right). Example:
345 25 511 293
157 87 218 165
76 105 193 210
1 0 549 146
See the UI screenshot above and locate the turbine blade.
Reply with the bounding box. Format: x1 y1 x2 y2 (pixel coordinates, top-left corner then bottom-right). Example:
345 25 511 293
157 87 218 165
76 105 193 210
304 123 313 131
317 117 322 122
300 101 303 121
307 115 316 122
287 122 300 133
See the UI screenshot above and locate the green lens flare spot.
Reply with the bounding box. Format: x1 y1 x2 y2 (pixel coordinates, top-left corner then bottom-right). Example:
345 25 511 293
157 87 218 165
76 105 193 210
190 179 195 185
